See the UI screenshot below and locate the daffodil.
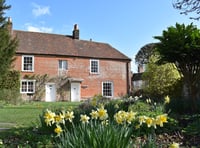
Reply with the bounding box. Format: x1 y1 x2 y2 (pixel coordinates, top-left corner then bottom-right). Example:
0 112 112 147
164 95 170 104
80 114 90 123
156 114 168 127
44 109 56 126
114 111 124 124
97 106 108 120
54 113 65 124
54 125 63 136
90 110 98 119
169 142 179 148
145 117 153 128
138 115 147 125
126 111 137 124
65 111 75 122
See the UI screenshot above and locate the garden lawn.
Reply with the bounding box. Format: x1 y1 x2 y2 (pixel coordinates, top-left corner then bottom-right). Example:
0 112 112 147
0 102 80 128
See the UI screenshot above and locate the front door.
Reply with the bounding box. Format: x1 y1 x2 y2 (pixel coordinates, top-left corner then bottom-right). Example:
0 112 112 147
71 82 80 102
45 83 56 102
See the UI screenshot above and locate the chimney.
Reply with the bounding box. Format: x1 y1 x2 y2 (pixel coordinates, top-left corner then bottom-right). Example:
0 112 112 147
7 17 13 35
138 64 144 73
72 24 79 39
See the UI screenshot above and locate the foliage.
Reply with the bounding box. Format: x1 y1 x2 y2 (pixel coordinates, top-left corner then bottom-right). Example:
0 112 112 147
142 54 181 99
173 0 200 20
182 115 200 136
0 70 21 104
23 74 71 101
154 23 200 113
135 43 156 65
0 0 18 80
40 98 168 147
56 122 133 148
0 127 53 147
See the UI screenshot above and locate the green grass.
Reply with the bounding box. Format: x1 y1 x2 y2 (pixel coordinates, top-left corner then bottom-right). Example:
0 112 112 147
0 101 81 128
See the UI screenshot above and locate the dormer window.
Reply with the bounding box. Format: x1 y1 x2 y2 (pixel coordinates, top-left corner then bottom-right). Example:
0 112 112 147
90 59 99 74
22 55 34 72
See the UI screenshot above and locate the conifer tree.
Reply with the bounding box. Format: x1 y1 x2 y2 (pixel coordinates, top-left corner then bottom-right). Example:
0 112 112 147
0 0 18 80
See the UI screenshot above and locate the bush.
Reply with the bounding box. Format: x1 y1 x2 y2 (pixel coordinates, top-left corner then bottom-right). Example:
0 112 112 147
0 89 21 105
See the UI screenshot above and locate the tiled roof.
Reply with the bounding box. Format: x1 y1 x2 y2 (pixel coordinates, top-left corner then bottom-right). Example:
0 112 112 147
13 30 131 61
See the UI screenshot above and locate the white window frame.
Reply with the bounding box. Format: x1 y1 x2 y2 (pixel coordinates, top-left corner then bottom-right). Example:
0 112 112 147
58 60 68 70
90 59 99 74
20 80 36 94
102 81 113 97
22 55 34 72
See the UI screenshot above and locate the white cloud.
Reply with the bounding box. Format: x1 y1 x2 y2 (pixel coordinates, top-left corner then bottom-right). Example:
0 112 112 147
25 23 53 33
32 3 50 17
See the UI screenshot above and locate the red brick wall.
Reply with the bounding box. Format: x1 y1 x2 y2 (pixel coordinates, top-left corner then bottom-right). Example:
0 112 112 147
14 54 131 99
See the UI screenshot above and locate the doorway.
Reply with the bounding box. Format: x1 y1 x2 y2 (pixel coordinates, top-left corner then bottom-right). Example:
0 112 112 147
45 83 56 102
71 82 80 102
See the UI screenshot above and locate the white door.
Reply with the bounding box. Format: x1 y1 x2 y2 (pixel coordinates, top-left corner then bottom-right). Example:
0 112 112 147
45 84 56 102
71 82 80 102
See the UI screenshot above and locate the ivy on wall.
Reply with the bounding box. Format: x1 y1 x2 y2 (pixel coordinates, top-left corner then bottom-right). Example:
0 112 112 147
23 74 70 101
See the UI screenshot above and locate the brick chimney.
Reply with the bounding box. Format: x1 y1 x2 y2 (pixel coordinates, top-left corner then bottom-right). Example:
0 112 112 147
7 17 13 35
72 24 79 39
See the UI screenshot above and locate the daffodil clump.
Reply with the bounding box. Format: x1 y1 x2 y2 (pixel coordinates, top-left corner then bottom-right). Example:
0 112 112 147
44 109 74 136
138 114 168 129
43 106 168 136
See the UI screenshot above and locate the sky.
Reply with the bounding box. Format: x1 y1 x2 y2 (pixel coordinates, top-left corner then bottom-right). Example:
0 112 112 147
5 0 197 72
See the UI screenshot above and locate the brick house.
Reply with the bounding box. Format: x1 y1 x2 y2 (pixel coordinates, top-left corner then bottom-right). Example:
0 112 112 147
9 20 131 102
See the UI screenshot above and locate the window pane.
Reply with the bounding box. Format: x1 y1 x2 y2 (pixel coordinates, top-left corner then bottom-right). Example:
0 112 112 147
63 61 67 70
91 60 99 73
59 60 62 69
23 56 33 71
59 60 67 70
28 81 34 92
21 81 27 92
21 80 35 93
103 81 113 97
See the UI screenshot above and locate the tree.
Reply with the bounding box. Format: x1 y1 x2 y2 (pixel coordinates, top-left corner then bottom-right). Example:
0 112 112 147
173 0 200 20
142 53 181 100
135 43 181 100
135 43 156 65
154 23 200 112
0 0 18 79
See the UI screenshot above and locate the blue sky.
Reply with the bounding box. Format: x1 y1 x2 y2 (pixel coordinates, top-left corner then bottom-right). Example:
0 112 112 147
5 0 196 72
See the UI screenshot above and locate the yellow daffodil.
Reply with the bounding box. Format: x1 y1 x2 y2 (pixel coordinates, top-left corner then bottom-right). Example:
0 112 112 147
80 114 90 123
126 111 137 124
164 95 170 104
114 111 126 124
114 112 124 124
90 110 98 119
145 117 153 128
97 107 108 120
54 125 63 136
156 114 168 127
169 142 179 148
54 113 65 124
44 109 56 126
138 115 147 125
65 111 75 122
